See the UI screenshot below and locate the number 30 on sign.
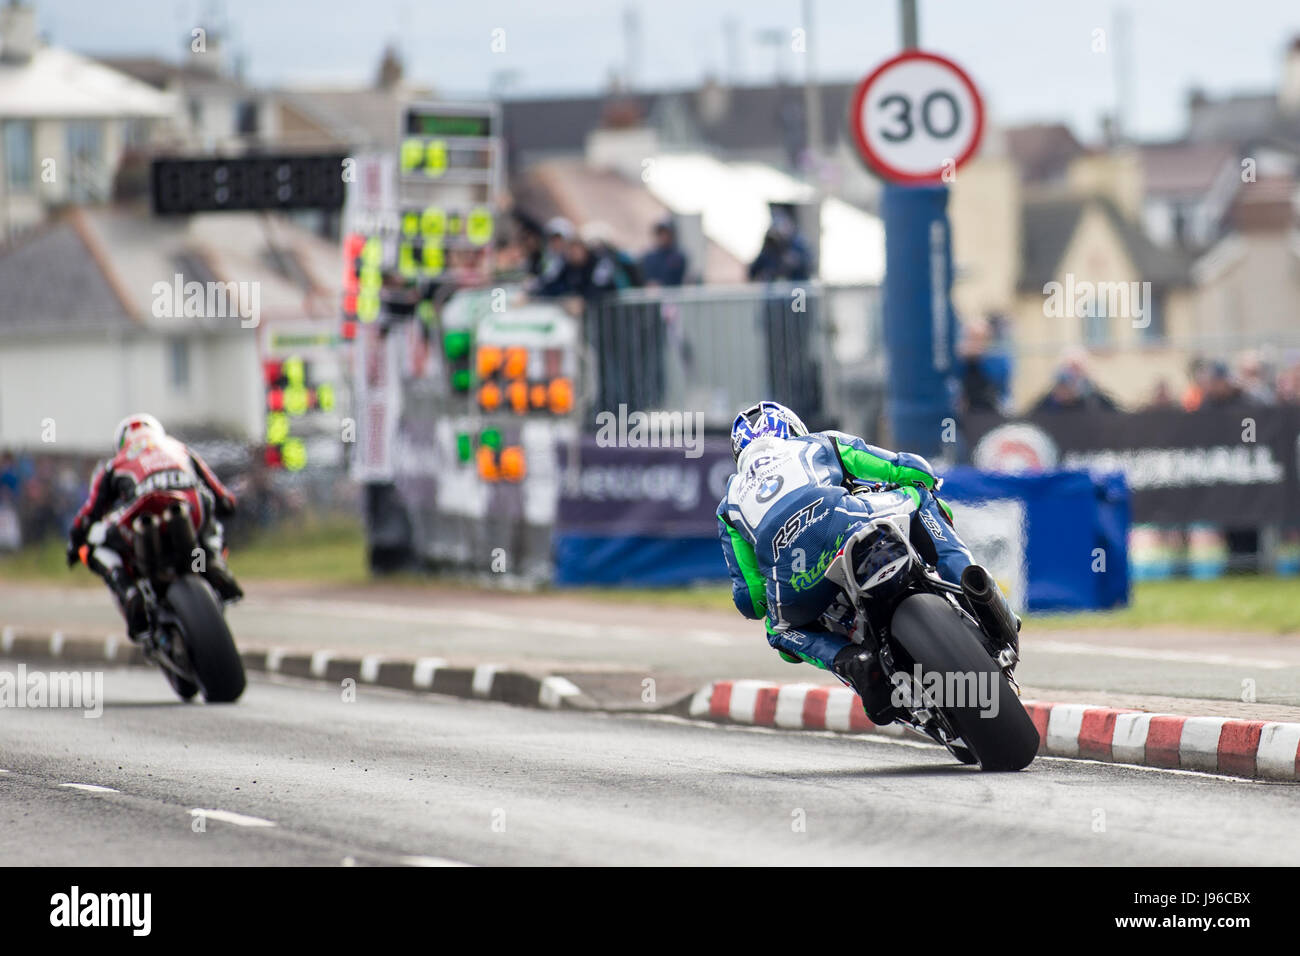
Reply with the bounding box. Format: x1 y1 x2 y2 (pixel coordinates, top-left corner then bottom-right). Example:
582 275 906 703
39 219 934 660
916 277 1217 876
850 50 984 185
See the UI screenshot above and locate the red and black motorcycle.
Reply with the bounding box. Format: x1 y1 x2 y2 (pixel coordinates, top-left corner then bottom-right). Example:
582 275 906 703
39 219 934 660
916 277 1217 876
81 492 246 703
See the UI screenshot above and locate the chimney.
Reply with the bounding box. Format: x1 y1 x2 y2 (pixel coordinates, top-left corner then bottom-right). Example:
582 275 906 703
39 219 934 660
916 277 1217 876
0 1 37 65
375 44 403 90
188 25 226 76
1281 36 1300 114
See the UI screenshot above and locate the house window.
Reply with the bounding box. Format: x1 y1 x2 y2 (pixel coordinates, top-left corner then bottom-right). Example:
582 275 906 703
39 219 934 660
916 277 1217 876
65 121 102 165
122 118 152 148
1138 290 1165 343
1083 299 1111 347
236 100 259 135
2 121 34 193
169 339 191 391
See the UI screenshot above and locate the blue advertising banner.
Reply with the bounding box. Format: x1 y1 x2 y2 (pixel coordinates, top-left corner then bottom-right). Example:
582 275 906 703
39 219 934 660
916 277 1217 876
553 438 1129 610
553 437 734 585
941 467 1129 612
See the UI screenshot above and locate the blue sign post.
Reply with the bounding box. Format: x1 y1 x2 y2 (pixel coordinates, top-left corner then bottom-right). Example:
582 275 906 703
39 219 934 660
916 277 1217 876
849 47 984 459
881 184 958 459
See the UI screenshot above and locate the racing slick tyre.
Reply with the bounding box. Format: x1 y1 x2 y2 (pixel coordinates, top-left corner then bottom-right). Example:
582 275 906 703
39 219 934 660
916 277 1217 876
888 593 1039 771
163 667 200 702
165 575 246 703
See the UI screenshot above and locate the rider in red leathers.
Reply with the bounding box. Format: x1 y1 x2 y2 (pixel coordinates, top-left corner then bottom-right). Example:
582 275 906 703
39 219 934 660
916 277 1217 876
66 414 243 638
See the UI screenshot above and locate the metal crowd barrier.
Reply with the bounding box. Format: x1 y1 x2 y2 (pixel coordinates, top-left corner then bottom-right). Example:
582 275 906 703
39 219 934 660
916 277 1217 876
580 282 882 432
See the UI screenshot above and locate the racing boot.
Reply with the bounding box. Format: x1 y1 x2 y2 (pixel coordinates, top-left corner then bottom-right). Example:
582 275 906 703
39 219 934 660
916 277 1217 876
201 548 244 603
107 567 149 640
833 645 903 726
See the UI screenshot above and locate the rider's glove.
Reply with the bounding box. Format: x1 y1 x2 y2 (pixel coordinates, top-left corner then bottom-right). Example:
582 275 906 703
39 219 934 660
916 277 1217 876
66 541 82 567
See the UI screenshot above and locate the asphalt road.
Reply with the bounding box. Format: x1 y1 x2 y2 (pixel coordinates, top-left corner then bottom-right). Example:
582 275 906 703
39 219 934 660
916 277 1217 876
2 665 1298 866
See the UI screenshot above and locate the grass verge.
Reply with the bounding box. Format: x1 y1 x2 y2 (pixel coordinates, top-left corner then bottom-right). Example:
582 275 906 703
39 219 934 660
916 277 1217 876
3 524 1297 633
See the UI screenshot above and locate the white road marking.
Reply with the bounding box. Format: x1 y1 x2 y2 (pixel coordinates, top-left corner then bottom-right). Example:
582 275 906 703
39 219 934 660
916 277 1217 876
2 625 14 654
265 648 287 672
60 783 118 793
190 809 277 828
49 631 64 657
1032 640 1294 670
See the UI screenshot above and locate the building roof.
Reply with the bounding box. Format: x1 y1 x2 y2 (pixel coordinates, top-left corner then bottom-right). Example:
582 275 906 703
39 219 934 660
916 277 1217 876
1140 141 1238 198
0 45 174 118
0 217 133 331
273 86 433 150
1020 194 1190 290
1186 92 1290 144
95 54 251 98
0 206 341 335
1004 123 1085 183
501 80 856 161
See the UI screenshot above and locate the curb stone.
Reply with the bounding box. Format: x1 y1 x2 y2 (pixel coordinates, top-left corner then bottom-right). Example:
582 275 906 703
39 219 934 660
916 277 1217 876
0 626 596 712
685 679 1300 781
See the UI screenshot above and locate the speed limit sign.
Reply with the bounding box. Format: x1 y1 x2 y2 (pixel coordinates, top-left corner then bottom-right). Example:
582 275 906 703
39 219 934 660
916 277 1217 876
850 50 984 185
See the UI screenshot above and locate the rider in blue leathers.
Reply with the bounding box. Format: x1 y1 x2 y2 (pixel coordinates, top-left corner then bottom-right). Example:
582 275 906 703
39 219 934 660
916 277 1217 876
716 402 1008 722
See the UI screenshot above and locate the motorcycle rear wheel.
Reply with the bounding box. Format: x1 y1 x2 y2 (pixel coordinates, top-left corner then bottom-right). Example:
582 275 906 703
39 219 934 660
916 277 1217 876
164 575 246 703
889 593 1039 771
163 665 199 701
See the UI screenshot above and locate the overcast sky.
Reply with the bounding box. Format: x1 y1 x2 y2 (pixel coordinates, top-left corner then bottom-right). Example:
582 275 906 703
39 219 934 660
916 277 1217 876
32 0 1300 143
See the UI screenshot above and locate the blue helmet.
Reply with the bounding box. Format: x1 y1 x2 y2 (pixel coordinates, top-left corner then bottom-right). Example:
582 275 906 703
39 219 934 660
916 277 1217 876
730 401 809 461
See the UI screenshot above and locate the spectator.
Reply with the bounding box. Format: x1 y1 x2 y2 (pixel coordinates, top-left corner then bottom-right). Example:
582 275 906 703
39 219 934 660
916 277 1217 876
1200 360 1246 408
1236 351 1276 405
956 316 1009 414
1276 356 1300 404
581 222 641 295
1181 356 1209 411
1145 379 1177 410
1032 350 1118 413
748 214 813 282
531 217 577 297
640 218 688 286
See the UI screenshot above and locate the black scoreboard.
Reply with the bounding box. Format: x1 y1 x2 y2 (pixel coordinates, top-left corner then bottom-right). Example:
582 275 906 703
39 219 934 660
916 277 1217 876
151 154 348 215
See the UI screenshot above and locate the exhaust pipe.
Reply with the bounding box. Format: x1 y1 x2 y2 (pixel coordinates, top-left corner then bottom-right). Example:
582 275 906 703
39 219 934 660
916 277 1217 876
960 564 1020 655
134 514 162 571
165 503 199 572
